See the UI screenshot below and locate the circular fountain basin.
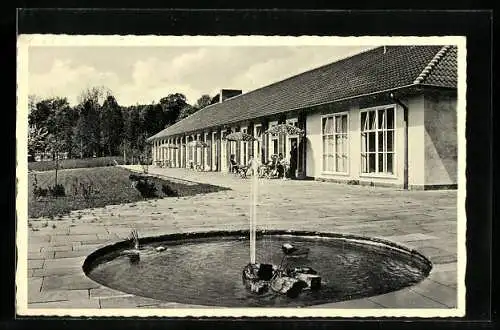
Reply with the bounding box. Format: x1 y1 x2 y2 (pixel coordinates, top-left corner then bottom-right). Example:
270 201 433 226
83 230 432 307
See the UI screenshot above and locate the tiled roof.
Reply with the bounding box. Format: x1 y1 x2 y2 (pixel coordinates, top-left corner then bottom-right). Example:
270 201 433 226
420 46 457 88
149 45 457 140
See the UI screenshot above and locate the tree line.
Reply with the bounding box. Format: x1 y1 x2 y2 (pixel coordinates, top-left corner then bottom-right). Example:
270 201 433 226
28 86 213 162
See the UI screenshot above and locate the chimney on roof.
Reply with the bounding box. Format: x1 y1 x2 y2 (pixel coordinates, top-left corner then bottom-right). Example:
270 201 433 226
219 89 242 103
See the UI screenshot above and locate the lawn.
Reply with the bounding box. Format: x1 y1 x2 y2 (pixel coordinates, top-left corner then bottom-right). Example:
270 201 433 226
28 166 228 218
28 156 126 172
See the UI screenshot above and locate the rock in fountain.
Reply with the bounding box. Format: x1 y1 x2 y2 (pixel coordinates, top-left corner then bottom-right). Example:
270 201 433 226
242 160 321 298
282 243 310 257
270 276 307 298
242 259 321 297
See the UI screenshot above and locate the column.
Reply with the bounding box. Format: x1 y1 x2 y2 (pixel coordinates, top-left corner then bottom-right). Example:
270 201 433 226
152 141 156 163
177 137 180 167
220 128 227 172
180 136 185 168
204 132 209 170
211 132 217 171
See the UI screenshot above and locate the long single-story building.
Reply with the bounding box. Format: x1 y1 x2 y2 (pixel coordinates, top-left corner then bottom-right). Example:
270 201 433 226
147 45 458 190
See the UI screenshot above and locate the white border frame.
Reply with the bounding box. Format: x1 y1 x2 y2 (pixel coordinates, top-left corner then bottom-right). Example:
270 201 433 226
16 35 467 318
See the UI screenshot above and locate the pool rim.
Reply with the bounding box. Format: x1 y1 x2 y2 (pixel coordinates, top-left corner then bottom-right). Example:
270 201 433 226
82 229 433 307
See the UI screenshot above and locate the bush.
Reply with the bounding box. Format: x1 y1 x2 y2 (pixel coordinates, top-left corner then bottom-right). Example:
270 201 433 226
162 184 178 197
48 184 66 197
28 156 125 172
129 174 141 181
80 180 98 201
135 178 158 198
33 186 49 198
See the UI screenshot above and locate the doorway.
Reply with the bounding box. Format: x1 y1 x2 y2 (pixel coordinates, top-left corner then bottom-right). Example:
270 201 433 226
288 136 299 178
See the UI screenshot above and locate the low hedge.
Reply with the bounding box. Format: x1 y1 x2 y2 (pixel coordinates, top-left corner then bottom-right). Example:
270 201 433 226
28 156 125 172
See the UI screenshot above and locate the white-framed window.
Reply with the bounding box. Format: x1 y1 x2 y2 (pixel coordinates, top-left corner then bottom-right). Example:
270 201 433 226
285 118 299 160
268 120 278 158
360 106 395 175
253 124 262 163
196 134 202 166
322 113 349 173
211 131 217 170
204 132 209 168
241 126 248 165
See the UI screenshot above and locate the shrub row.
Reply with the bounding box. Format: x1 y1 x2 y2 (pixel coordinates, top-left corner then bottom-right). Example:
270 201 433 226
129 174 179 199
28 156 125 172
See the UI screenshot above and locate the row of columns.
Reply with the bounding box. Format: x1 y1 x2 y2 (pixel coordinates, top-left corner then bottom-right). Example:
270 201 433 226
150 115 307 177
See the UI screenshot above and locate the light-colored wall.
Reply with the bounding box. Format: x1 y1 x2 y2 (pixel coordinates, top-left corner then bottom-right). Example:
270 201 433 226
424 92 457 186
407 94 426 187
305 111 322 178
306 101 408 187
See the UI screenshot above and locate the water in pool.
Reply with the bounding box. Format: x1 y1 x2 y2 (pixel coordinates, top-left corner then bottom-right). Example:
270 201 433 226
86 235 430 307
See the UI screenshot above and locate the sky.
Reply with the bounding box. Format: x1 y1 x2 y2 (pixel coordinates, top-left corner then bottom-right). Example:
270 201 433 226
28 45 375 107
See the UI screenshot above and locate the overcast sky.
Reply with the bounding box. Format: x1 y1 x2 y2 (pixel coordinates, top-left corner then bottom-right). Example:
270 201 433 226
28 45 375 106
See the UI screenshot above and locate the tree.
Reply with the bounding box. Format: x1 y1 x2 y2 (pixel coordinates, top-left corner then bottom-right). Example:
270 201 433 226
176 94 212 121
28 125 48 161
126 105 142 150
140 103 164 137
28 97 74 160
100 95 124 156
45 132 65 187
159 93 188 126
177 104 197 121
73 100 101 158
49 98 75 158
73 86 110 157
195 94 212 110
28 98 52 128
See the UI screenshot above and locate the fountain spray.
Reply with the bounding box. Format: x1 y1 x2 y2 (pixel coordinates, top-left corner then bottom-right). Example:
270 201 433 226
250 159 258 264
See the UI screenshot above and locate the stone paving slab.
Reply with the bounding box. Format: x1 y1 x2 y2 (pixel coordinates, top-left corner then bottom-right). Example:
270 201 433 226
99 296 164 309
367 287 447 308
24 166 459 311
318 298 386 309
41 274 101 291
409 279 457 308
89 287 132 299
28 299 101 309
28 289 89 304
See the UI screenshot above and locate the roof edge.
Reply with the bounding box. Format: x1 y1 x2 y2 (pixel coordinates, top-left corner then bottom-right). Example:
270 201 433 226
413 45 453 85
148 83 421 141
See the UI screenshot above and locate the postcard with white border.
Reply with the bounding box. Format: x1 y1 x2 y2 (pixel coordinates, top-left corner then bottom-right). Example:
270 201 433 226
16 35 466 318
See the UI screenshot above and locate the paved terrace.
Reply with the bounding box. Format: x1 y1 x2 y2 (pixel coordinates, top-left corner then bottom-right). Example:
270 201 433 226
26 166 458 310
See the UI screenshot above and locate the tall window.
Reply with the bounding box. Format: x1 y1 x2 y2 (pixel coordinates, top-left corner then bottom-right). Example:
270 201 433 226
361 106 395 174
322 113 348 173
241 127 248 165
268 121 278 159
254 124 262 163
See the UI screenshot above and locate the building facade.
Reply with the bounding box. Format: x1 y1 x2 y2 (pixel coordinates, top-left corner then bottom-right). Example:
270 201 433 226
147 45 458 190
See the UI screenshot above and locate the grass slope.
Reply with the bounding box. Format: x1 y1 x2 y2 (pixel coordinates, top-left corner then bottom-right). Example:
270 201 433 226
28 166 228 218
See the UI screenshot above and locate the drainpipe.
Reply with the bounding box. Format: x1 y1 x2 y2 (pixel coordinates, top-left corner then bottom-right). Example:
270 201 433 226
390 93 409 190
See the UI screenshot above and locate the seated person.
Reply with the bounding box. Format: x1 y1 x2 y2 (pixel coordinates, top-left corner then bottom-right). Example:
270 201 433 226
268 154 278 177
229 154 239 173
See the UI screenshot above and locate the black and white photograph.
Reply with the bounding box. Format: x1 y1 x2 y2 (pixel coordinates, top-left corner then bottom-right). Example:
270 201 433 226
16 35 466 318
